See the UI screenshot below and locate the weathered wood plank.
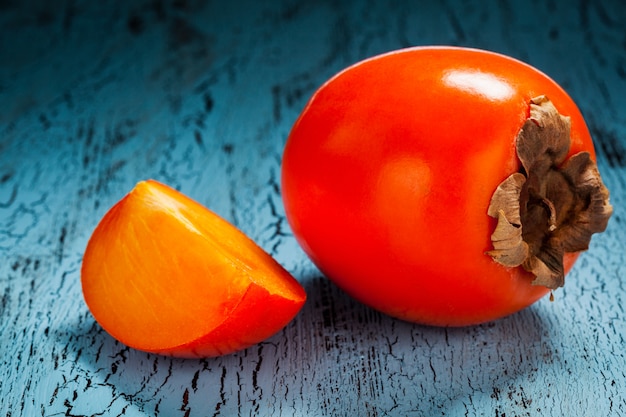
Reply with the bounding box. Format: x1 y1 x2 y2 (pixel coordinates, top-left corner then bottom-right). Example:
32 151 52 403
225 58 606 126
1 1 625 416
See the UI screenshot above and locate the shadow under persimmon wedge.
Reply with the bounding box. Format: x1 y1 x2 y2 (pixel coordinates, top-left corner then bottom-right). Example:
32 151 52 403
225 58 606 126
81 180 306 358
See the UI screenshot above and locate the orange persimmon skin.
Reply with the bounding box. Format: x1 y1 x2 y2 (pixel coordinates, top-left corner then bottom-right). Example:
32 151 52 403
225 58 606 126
81 180 306 357
281 47 595 326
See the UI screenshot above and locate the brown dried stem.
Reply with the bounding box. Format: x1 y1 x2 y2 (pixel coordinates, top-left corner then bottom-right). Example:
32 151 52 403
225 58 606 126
487 96 613 289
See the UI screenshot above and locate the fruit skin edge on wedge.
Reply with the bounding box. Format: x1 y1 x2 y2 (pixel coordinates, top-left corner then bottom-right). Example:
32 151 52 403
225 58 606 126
81 180 306 358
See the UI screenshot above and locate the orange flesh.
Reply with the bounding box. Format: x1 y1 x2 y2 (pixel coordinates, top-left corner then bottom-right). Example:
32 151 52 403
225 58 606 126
81 180 306 357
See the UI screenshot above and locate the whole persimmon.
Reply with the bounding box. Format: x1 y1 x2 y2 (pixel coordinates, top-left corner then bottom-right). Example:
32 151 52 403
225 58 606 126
82 180 306 357
281 46 612 326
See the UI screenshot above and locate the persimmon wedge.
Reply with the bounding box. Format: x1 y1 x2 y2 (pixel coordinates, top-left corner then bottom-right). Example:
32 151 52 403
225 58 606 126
81 180 306 358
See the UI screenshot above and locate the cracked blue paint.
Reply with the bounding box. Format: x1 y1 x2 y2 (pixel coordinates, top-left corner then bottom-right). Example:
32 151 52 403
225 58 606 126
1 0 625 416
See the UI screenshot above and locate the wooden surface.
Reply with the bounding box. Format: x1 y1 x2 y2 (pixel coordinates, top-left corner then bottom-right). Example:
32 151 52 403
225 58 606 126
1 1 625 416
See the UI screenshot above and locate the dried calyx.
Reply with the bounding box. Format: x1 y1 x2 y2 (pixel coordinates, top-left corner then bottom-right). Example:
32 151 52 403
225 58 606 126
487 96 613 289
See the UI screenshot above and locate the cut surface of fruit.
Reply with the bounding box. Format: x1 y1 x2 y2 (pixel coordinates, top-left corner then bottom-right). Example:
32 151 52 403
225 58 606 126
81 180 306 357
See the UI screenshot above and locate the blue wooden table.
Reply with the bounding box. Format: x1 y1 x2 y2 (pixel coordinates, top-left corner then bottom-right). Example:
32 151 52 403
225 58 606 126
2 1 625 416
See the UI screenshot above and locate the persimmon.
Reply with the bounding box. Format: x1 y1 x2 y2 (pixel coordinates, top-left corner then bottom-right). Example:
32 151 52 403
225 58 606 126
81 180 306 357
281 46 612 326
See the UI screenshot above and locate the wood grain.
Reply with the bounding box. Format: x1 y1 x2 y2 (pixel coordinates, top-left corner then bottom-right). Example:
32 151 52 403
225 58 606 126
1 1 625 416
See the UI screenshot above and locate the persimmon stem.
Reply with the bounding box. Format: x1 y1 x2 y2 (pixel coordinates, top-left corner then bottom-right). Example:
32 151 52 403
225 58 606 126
487 96 612 289
534 197 558 232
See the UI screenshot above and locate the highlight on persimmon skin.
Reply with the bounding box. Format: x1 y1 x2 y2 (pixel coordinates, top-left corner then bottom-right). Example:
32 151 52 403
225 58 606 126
81 179 306 358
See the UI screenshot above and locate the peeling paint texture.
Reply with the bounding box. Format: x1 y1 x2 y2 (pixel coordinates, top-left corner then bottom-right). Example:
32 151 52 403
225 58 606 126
1 1 625 416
